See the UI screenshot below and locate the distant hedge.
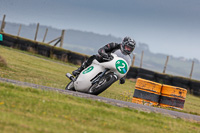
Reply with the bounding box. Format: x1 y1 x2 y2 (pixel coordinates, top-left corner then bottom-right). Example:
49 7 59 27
0 32 199 96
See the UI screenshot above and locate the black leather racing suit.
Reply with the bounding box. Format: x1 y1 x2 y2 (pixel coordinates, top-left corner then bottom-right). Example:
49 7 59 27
84 42 129 84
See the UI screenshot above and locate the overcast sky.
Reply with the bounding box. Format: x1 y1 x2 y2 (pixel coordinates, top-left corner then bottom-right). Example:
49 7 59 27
0 0 200 60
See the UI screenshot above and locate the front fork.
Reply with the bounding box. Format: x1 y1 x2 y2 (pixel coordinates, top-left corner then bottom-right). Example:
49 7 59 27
91 69 110 85
66 73 76 82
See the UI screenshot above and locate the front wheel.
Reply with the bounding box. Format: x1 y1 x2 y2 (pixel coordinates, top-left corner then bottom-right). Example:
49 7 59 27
65 81 76 91
88 72 117 95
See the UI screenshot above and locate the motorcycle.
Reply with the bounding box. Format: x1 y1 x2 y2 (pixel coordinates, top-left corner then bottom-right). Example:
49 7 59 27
65 49 131 95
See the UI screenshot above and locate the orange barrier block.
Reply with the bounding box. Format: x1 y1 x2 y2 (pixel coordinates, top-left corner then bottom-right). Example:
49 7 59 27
132 78 187 109
161 85 187 99
135 78 162 94
132 97 158 106
132 78 162 106
159 84 187 110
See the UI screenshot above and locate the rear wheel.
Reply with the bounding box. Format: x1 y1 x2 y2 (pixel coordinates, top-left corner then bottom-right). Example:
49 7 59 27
88 72 117 95
65 81 76 91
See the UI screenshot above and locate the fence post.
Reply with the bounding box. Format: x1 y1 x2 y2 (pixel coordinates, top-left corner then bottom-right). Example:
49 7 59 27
43 28 48 42
189 61 194 79
140 51 144 68
163 56 169 74
60 30 65 47
17 24 22 36
131 54 135 67
47 37 60 44
34 23 39 41
0 14 6 32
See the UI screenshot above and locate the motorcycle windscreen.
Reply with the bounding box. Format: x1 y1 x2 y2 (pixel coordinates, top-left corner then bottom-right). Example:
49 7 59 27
113 49 132 66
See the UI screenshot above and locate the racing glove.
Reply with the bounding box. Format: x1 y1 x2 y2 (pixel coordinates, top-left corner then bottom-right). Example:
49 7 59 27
101 53 113 61
101 52 109 59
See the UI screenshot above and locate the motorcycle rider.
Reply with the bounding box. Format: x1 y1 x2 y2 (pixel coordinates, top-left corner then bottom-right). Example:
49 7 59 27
72 36 136 84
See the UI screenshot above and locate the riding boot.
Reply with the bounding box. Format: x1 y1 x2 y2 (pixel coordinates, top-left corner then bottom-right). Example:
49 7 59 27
72 62 87 76
72 55 97 76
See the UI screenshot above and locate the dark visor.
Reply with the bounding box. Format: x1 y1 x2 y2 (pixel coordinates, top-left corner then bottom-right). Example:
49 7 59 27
124 45 134 52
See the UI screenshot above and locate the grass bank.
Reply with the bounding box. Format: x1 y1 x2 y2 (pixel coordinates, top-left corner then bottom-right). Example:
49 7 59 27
0 82 200 133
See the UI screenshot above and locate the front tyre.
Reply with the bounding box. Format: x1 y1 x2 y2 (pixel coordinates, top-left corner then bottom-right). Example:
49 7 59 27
88 72 117 95
65 81 76 91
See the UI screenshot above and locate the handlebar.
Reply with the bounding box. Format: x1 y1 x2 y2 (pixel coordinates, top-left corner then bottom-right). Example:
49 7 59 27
102 54 114 61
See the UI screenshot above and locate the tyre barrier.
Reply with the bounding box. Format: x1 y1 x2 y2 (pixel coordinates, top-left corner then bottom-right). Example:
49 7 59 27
171 77 189 89
137 68 156 81
132 78 187 110
189 80 200 96
0 32 89 65
159 85 187 110
132 78 162 106
155 73 172 85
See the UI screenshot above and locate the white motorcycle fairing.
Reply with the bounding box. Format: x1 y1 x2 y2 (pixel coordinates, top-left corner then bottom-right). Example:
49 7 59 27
74 53 129 92
74 61 104 92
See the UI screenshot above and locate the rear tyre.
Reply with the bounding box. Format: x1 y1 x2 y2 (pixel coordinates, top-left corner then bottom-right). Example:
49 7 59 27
88 72 117 95
65 81 76 91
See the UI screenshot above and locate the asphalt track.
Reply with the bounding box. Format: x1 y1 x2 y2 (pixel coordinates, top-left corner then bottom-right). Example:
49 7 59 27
0 77 200 122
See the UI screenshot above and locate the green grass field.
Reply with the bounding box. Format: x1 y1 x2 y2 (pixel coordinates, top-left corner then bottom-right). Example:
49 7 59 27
0 46 200 132
1 82 200 133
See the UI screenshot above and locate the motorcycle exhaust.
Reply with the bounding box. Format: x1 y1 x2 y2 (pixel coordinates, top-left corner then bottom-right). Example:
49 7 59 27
66 73 75 82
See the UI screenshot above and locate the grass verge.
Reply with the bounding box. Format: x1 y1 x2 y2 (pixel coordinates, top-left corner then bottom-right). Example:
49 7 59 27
0 82 200 133
0 55 7 67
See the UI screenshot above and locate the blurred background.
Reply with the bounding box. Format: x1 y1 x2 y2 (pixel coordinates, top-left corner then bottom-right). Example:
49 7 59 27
1 0 200 79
